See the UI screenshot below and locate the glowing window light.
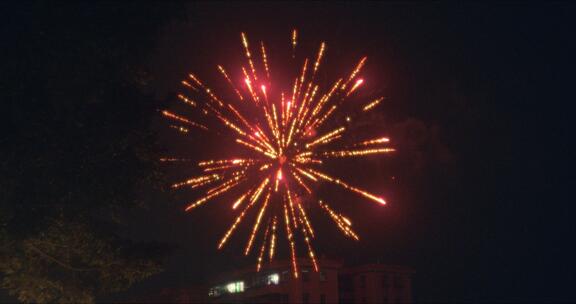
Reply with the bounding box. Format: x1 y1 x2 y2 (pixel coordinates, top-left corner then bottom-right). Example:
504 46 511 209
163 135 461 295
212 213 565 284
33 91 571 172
225 281 244 293
267 273 280 285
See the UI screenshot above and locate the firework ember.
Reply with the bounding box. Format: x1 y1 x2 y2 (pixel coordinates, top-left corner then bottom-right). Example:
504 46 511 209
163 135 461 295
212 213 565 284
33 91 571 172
162 30 393 276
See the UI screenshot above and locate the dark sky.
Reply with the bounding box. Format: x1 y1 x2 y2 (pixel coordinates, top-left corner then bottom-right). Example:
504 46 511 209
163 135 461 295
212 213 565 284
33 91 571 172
2 1 574 302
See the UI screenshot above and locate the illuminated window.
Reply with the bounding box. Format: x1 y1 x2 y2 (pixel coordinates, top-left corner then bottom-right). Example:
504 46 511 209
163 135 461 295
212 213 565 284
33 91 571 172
381 274 389 288
281 270 289 283
225 281 244 293
267 273 280 285
394 275 404 288
209 286 225 297
302 269 310 282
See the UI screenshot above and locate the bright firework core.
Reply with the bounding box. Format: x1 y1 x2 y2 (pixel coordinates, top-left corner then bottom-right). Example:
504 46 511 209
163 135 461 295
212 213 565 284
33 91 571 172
162 30 394 277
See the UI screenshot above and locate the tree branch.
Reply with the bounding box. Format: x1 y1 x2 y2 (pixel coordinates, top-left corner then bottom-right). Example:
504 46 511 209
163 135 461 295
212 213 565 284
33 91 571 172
25 242 96 272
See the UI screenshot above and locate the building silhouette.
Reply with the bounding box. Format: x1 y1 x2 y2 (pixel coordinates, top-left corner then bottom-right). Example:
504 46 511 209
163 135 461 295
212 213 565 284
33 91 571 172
207 258 413 303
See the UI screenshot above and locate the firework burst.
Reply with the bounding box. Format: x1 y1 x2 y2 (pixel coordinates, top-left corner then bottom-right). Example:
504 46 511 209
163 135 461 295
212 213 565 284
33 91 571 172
162 30 394 276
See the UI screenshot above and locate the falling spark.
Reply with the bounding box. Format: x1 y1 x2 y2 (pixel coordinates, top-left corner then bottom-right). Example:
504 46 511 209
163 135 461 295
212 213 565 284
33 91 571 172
169 125 188 134
269 216 277 261
354 137 390 147
217 65 244 100
342 57 367 90
341 216 352 226
162 110 208 131
313 42 326 77
256 220 271 272
322 148 395 158
319 200 359 240
292 29 297 57
177 94 197 107
347 78 364 96
163 30 393 277
363 97 383 111
245 189 271 255
232 192 249 209
284 202 299 278
181 80 197 91
160 157 192 162
241 32 258 82
261 85 268 103
261 41 271 80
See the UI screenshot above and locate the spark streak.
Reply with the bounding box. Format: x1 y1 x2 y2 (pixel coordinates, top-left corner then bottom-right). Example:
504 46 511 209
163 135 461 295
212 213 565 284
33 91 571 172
292 29 297 57
363 97 383 111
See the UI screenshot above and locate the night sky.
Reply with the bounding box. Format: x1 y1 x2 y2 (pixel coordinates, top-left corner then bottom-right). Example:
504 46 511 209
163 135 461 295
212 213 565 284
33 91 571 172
2 2 574 302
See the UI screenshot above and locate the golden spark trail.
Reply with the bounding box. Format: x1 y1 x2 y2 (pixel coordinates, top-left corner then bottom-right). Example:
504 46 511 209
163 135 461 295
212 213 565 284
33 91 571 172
159 158 192 162
341 215 352 226
181 80 197 91
269 216 277 261
292 29 297 57
189 178 218 190
232 192 249 209
281 93 286 127
342 57 367 90
319 200 359 240
162 110 208 131
354 137 390 146
286 189 299 229
188 73 224 107
261 42 271 80
243 67 260 104
256 220 271 272
206 174 246 195
291 170 313 194
250 178 270 203
284 202 299 278
177 94 197 107
297 59 309 100
363 97 383 111
347 78 364 96
312 42 326 79
241 32 258 82
198 158 250 167
312 104 337 130
169 125 188 134
261 85 268 103
297 202 315 238
275 169 283 192
202 164 244 172
291 78 298 113
217 65 244 100
171 174 219 189
300 217 319 272
245 188 271 255
308 168 386 205
218 187 262 249
295 167 318 182
226 104 250 128
321 148 395 158
304 79 342 129
185 177 243 211
306 127 345 148
236 139 276 159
